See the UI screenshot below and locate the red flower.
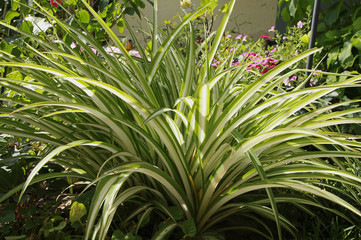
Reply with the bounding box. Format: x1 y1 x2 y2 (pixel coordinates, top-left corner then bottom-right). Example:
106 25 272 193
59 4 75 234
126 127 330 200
50 0 62 7
261 35 271 39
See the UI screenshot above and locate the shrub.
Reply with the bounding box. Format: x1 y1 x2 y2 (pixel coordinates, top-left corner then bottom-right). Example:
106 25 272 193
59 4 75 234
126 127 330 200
1 0 361 239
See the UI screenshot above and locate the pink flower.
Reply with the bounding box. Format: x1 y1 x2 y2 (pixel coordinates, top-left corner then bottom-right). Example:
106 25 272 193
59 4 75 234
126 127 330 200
283 78 292 87
242 35 247 41
268 26 275 32
236 34 243 40
291 76 297 81
313 70 322 75
226 34 232 38
129 50 141 58
196 40 201 44
297 21 303 28
261 69 269 75
104 46 121 56
91 48 97 55
50 0 61 7
268 58 277 64
70 42 77 49
261 35 271 40
247 63 258 69
271 47 276 53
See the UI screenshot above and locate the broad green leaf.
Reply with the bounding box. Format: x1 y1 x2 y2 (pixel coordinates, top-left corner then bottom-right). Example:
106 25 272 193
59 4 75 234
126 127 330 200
135 0 146 8
4 11 19 24
300 32 310 44
339 41 353 64
325 29 340 39
324 1 343 26
288 0 298 17
19 21 33 34
11 0 19 10
353 17 361 30
117 19 125 33
281 7 290 22
99 0 110 13
78 10 90 24
70 201 87 223
182 218 197 237
49 221 67 231
168 206 184 221
112 230 125 240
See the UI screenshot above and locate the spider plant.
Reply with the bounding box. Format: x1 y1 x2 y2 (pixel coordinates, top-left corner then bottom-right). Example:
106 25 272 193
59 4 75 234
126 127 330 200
1 0 361 239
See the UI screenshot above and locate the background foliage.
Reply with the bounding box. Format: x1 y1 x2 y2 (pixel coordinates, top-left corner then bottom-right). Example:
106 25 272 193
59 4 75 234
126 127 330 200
278 0 361 74
1 0 361 239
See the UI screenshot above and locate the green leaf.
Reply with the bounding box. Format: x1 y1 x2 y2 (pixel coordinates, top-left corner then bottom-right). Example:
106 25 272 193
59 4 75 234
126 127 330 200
288 0 298 17
168 206 184 221
49 221 67 232
300 32 310 44
317 22 328 32
19 0 30 15
353 37 361 50
125 7 135 16
135 0 146 8
220 3 228 13
78 10 90 24
325 29 341 39
281 7 290 22
353 17 361 30
200 0 217 12
65 0 75 4
112 230 125 240
324 1 343 26
19 21 33 34
69 201 87 223
339 41 353 65
0 209 15 223
181 218 196 237
117 19 125 33
99 0 109 12
11 0 19 10
4 11 19 24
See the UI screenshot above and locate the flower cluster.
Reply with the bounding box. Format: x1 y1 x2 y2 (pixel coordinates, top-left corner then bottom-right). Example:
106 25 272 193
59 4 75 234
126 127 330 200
242 52 278 75
211 52 278 75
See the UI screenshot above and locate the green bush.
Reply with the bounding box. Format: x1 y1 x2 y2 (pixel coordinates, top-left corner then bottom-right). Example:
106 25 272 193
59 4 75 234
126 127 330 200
278 0 361 74
2 0 361 239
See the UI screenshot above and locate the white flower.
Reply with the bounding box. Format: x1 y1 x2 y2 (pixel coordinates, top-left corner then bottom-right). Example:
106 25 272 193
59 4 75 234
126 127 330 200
181 0 192 8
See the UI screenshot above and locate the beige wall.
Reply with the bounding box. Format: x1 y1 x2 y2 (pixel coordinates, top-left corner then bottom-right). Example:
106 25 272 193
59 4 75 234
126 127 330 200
116 0 278 43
